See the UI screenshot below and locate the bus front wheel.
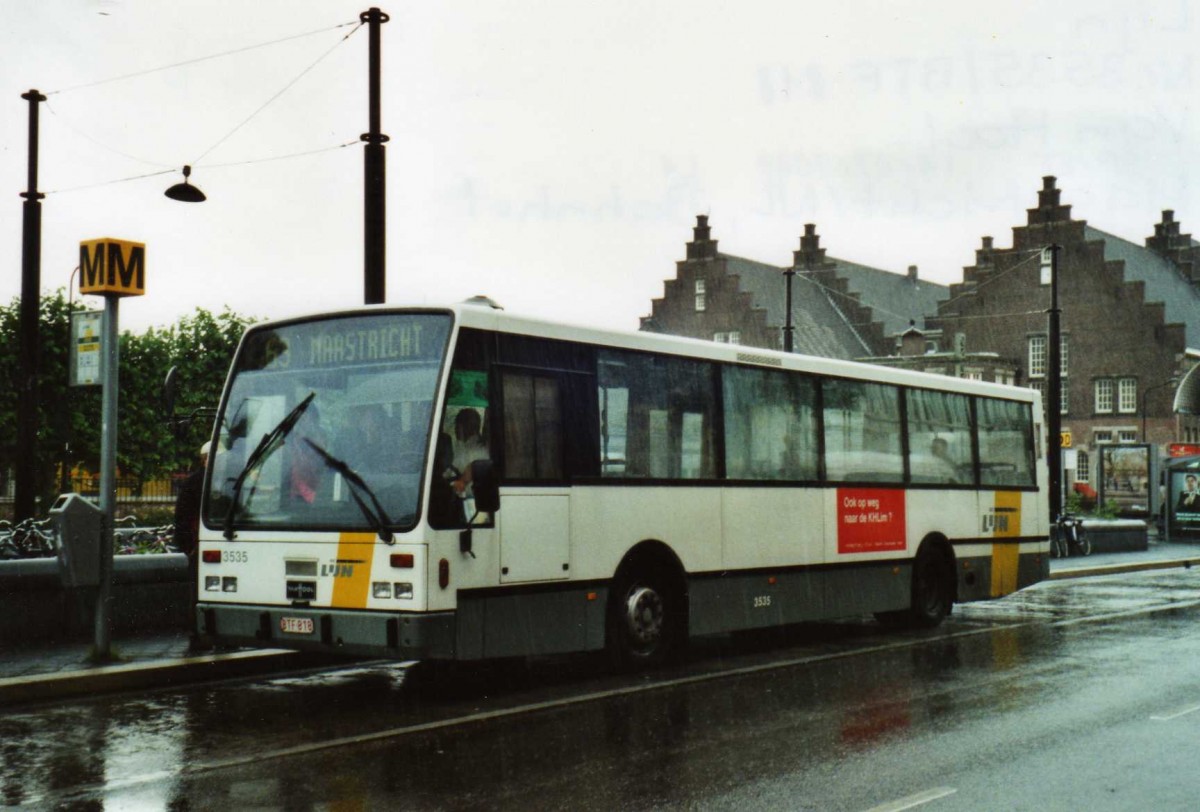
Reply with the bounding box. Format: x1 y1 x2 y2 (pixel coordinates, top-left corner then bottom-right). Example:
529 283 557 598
607 567 681 669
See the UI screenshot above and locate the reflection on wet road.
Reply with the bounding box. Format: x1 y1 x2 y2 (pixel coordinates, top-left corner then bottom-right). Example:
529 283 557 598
4 568 1200 810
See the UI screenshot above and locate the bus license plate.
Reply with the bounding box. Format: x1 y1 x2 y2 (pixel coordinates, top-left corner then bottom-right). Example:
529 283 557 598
280 617 314 635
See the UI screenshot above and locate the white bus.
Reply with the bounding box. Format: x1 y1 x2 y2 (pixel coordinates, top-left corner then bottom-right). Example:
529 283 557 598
196 300 1049 666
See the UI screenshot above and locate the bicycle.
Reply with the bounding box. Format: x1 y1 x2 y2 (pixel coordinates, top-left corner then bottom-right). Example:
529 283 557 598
16 517 56 558
1053 514 1090 557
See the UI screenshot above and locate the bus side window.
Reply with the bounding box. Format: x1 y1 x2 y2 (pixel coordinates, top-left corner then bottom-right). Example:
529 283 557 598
597 349 717 480
501 371 564 480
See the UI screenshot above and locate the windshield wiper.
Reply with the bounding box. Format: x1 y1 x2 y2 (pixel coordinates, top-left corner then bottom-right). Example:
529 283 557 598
302 438 395 544
223 392 316 540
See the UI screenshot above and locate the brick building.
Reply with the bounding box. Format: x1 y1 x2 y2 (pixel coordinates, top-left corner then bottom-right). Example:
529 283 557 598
927 176 1200 492
640 216 947 358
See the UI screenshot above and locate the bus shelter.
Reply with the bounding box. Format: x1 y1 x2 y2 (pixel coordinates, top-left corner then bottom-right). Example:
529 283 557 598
1164 454 1200 540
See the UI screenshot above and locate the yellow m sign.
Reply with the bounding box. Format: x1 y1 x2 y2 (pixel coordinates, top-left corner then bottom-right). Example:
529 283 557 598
79 238 146 297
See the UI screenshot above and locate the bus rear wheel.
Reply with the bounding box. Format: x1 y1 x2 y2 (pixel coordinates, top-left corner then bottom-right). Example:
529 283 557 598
909 545 954 627
607 568 681 669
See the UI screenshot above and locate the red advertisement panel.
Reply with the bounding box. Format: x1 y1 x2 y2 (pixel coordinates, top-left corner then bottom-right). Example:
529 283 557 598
837 488 907 554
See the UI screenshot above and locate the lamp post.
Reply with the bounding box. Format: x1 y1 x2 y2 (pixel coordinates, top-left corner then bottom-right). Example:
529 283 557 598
782 266 796 353
1143 377 1180 441
361 7 390 305
1046 244 1063 522
15 89 46 522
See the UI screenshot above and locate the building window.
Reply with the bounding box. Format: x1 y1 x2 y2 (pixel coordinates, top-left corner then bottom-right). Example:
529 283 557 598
964 368 984 381
1095 379 1114 413
1060 382 1069 415
1028 335 1046 378
1060 335 1069 379
1118 430 1138 443
1028 380 1045 411
1076 450 1090 483
713 332 726 343
1094 430 1113 444
1118 378 1138 414
995 371 1014 386
924 366 946 376
694 280 706 312
728 331 740 345
1029 336 1047 378
1040 247 1053 286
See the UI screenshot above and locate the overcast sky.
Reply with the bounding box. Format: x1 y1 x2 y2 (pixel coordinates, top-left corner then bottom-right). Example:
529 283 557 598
2 0 1196 335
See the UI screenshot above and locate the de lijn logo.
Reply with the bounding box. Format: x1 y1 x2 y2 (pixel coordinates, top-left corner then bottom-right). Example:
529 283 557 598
79 238 146 297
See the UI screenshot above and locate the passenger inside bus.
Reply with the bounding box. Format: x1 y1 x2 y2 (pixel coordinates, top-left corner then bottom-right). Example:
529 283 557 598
288 405 327 504
450 408 489 494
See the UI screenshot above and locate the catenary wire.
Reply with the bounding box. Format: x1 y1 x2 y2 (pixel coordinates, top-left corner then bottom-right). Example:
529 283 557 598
46 21 359 96
190 22 363 166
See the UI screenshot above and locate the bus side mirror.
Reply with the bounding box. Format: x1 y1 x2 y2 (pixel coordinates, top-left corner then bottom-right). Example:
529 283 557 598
470 459 500 513
162 365 179 421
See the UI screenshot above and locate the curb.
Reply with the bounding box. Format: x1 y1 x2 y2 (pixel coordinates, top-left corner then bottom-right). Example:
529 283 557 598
0 648 328 707
1050 557 1200 581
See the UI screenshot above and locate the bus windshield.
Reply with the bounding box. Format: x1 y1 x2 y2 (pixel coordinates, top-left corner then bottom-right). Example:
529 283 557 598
204 313 452 534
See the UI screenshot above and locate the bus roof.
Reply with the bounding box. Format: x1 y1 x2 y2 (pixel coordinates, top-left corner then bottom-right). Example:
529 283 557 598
245 299 1041 406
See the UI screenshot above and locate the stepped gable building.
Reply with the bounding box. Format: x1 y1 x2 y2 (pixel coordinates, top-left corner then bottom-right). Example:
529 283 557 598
641 215 948 359
925 176 1200 490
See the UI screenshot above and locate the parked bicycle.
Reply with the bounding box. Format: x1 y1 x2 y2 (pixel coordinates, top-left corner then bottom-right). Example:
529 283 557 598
1052 514 1091 558
114 521 178 555
0 517 58 559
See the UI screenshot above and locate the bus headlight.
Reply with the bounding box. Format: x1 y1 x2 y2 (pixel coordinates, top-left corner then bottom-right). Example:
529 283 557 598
222 577 238 593
394 583 413 600
205 576 221 592
373 582 392 599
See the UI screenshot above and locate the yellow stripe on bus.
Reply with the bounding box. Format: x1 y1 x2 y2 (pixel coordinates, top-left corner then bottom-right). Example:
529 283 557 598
990 491 1021 597
331 533 376 609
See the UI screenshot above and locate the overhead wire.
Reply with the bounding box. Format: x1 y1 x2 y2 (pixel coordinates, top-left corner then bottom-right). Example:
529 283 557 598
790 244 1051 330
39 19 365 195
46 21 359 96
190 21 363 166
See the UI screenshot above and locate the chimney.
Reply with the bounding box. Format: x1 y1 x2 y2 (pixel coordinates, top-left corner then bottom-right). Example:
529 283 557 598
793 223 829 270
1027 175 1073 225
686 214 718 260
907 265 918 282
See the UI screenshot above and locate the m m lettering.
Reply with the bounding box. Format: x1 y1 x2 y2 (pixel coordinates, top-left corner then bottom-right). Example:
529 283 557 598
78 238 146 296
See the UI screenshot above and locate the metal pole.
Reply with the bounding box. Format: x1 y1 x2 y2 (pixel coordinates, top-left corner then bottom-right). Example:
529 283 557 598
16 89 46 521
783 268 795 353
361 7 390 305
61 267 79 495
1047 244 1063 521
94 296 120 659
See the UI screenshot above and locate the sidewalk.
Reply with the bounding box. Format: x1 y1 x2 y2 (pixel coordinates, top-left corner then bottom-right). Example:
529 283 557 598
1048 537 1200 579
0 632 334 707
5 538 1200 708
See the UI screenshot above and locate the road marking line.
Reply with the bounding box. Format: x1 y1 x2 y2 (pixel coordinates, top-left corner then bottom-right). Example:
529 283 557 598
1151 703 1200 722
864 787 957 812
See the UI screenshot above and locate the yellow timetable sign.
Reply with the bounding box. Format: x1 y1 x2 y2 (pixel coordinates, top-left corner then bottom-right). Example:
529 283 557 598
1061 431 1072 448
79 238 145 297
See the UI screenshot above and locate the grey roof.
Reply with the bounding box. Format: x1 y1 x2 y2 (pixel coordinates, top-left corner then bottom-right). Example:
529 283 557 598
828 259 949 336
720 254 948 360
1085 226 1200 341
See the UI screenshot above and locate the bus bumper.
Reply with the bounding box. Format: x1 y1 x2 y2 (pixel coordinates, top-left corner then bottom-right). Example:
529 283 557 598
196 603 457 660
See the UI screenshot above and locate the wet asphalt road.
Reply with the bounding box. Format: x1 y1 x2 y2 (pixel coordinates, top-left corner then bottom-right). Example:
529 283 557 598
4 568 1200 811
